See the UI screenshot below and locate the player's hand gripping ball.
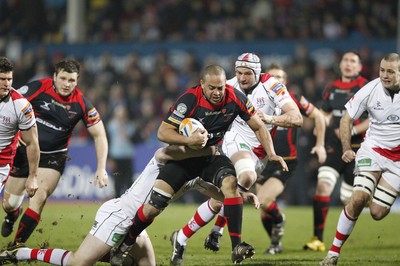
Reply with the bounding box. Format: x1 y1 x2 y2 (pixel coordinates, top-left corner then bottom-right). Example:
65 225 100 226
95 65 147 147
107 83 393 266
179 118 207 150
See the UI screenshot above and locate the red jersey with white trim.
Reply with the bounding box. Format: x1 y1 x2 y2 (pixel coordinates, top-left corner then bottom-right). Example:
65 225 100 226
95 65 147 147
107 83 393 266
273 92 315 158
0 89 36 164
164 84 255 146
321 75 369 145
18 78 101 153
345 78 400 160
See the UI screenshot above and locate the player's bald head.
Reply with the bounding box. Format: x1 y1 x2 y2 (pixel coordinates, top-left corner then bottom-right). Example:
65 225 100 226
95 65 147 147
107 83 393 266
201 65 226 80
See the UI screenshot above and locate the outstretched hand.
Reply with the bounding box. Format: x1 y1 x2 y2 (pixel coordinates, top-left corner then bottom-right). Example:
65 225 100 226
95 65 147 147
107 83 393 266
269 155 289 172
240 191 261 209
94 168 109 188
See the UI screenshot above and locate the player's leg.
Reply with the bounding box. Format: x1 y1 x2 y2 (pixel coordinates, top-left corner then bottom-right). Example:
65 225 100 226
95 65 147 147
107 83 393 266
2 149 28 238
368 172 398 220
13 167 61 244
209 155 254 263
256 178 285 253
2 176 26 238
304 162 340 252
129 231 156 266
169 198 221 264
321 171 379 265
177 198 221 245
111 162 187 266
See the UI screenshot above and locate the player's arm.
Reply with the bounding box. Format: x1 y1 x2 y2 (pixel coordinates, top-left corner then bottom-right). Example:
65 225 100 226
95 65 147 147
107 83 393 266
87 121 109 188
352 117 370 136
246 115 288 171
258 101 303 128
340 111 356 163
157 122 207 147
20 124 40 197
155 145 218 163
308 107 327 164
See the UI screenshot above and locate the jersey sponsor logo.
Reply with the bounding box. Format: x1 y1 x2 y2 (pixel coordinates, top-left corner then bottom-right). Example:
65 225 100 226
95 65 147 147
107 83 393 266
172 109 184 118
245 99 254 112
357 158 372 167
270 83 286 95
239 143 251 150
22 103 34 118
176 103 187 114
256 97 266 105
167 115 181 125
36 117 65 131
300 96 310 108
40 101 51 111
387 114 400 121
373 101 384 110
1 115 11 124
87 108 100 123
112 232 123 243
205 110 221 116
92 220 98 229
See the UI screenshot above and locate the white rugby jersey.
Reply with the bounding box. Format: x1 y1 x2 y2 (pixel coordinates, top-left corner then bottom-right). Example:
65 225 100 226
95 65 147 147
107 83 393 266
345 77 400 150
226 73 294 148
0 89 36 164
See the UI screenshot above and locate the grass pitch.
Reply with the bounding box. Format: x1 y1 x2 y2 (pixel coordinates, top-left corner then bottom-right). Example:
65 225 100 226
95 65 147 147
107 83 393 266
1 201 399 265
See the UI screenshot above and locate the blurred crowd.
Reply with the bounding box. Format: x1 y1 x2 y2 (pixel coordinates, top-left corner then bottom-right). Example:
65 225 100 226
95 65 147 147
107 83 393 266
1 0 395 203
0 0 396 43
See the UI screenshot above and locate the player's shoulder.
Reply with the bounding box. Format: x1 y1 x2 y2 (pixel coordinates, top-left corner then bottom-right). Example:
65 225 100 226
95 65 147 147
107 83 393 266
361 78 381 91
259 73 274 84
9 88 25 100
226 76 238 86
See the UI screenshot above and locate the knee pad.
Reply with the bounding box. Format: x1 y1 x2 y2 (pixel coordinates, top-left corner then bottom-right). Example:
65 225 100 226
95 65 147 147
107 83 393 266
234 158 256 191
148 188 172 211
340 181 353 204
353 172 377 197
372 185 397 209
317 166 339 187
212 167 236 188
234 158 256 179
3 193 24 211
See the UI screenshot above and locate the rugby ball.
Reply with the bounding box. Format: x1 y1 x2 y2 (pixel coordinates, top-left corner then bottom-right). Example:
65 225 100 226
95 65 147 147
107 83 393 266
179 118 205 136
179 118 206 149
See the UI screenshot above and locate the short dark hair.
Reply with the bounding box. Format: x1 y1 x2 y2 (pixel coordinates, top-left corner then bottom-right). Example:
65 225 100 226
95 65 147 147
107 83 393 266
201 64 225 80
342 50 362 64
54 59 80 75
0 57 13 73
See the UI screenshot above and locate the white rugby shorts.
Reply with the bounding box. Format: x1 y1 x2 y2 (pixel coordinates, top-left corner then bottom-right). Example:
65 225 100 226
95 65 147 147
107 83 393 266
355 141 400 192
221 130 268 175
0 164 10 193
89 198 148 246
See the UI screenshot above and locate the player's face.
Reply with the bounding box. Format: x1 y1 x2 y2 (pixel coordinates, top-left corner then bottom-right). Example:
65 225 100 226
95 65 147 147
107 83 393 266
379 59 400 91
0 71 12 99
201 73 226 104
236 67 257 91
53 70 78 97
267 69 287 85
339 52 362 81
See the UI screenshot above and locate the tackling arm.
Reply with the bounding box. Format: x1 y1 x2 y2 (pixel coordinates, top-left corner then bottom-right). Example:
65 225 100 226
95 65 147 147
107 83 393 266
155 145 218 163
